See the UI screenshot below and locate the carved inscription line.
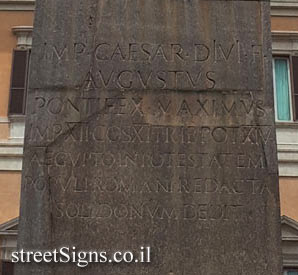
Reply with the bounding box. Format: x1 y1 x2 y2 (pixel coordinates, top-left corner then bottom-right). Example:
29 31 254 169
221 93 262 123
25 175 270 196
29 151 268 169
31 94 267 118
27 124 274 146
44 41 262 64
53 201 244 221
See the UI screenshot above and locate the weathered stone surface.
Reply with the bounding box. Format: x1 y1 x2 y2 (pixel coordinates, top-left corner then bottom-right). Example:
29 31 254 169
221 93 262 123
16 0 282 274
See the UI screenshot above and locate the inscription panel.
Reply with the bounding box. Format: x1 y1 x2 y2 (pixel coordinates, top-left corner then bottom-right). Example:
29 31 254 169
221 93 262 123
16 0 281 275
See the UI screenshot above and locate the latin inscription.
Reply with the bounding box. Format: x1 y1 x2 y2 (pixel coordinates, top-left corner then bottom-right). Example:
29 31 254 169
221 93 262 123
35 40 264 91
43 41 261 64
25 175 269 195
53 202 244 221
27 124 273 145
24 90 274 223
31 94 266 118
29 151 267 169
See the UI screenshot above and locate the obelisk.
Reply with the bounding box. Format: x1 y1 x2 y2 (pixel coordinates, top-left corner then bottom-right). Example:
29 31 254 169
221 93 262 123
15 0 282 274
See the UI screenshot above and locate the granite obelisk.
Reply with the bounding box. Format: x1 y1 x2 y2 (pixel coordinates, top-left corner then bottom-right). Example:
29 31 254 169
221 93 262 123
16 0 282 274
